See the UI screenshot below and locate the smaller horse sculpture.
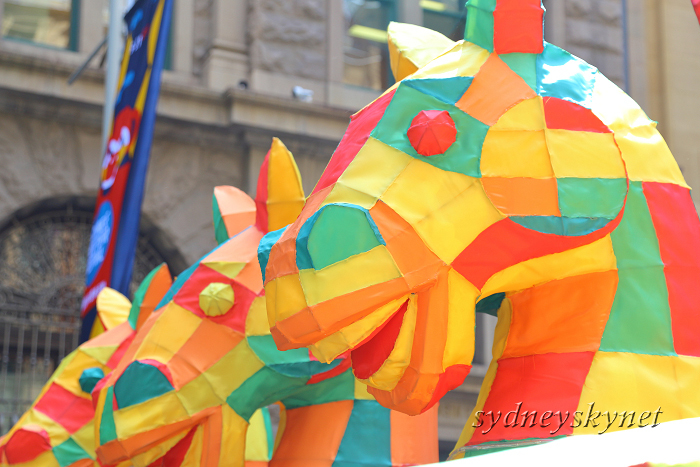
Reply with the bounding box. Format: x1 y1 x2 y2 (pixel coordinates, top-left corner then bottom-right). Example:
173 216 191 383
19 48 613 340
93 138 438 467
0 264 172 467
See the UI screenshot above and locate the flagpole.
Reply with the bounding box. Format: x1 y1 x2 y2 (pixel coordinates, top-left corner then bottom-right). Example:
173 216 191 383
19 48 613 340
102 0 125 155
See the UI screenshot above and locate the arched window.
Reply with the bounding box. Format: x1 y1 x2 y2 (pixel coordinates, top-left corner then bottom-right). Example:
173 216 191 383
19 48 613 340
0 196 184 433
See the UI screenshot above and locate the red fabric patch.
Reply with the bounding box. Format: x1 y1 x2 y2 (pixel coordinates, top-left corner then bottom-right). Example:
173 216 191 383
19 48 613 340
3 427 52 463
173 264 255 334
543 97 611 133
452 214 621 289
422 364 472 414
105 333 135 369
642 182 700 356
254 152 270 233
694 0 700 25
467 352 594 445
407 110 457 157
312 90 396 194
352 301 409 379
147 427 197 467
33 383 94 433
493 0 545 54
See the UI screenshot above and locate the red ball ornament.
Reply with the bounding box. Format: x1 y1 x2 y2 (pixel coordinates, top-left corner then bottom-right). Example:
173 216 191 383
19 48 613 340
407 110 457 157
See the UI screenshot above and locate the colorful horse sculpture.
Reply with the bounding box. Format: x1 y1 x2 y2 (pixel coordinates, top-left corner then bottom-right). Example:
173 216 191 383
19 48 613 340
0 265 172 467
93 138 438 467
259 0 700 459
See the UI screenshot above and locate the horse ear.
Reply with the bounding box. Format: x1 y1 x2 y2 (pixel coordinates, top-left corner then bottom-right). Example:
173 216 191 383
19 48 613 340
94 288 131 336
213 186 256 244
464 0 545 54
387 22 455 81
254 138 305 233
127 263 173 331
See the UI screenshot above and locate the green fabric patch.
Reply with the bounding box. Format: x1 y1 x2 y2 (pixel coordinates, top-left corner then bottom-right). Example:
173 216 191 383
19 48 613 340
510 216 611 236
258 227 285 284
299 205 384 271
557 178 626 219
99 387 117 444
476 292 505 316
465 0 496 51
248 334 310 366
53 437 91 467
332 400 391 467
403 77 474 105
262 406 274 459
128 264 163 329
537 43 597 107
212 192 229 245
114 361 174 409
600 182 675 355
371 83 489 178
281 369 355 409
226 367 308 421
79 367 105 394
500 53 537 91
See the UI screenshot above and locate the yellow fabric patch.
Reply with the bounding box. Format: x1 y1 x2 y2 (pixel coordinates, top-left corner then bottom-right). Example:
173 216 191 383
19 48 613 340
546 129 625 179
114 392 190 439
332 137 414 207
362 294 418 391
134 303 202 364
80 344 119 366
491 97 546 131
265 273 308 323
22 409 71 446
382 158 475 227
574 352 700 434
71 419 97 455
481 235 617 296
53 352 107 396
590 73 653 131
480 130 553 178
181 424 204 467
96 287 132 330
245 409 271 462
245 296 272 337
454 297 512 452
202 261 246 280
387 22 455 81
130 428 188 467
411 40 490 80
199 282 235 317
220 404 249 467
311 295 409 363
176 373 226 416
354 379 375 401
414 181 504 262
443 270 479 369
323 183 379 210
299 246 402 307
205 341 265 401
614 124 688 187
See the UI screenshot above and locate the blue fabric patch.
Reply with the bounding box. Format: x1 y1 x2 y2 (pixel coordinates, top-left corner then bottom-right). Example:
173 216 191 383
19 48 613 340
537 42 597 108
79 367 105 394
258 227 286 284
403 77 474 104
332 400 392 467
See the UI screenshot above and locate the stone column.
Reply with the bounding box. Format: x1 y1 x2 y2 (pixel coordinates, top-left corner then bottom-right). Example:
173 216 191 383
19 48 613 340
202 0 249 92
79 0 104 54
172 0 194 77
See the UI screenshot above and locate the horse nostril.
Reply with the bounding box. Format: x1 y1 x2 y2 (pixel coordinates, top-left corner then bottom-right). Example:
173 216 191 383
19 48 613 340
296 204 385 271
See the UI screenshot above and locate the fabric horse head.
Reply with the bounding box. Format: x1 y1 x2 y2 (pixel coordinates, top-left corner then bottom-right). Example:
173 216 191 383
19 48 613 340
94 138 438 467
260 0 700 458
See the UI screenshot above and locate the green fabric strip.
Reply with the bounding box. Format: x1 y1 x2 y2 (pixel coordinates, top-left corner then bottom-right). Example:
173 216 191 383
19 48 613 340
465 0 496 51
99 387 117 444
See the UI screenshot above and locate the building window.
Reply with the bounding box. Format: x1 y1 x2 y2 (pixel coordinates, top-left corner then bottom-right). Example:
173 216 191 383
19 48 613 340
1 0 79 50
343 0 396 91
421 0 466 40
0 197 181 434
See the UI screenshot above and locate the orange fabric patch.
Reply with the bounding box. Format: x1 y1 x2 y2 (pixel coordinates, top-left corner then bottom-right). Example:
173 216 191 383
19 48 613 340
390 404 440 465
272 400 354 467
456 54 537 125
481 177 561 217
170 320 243 389
502 270 619 359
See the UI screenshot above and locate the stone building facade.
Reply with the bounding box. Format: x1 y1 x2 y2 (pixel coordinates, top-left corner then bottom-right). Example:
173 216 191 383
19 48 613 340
0 0 698 459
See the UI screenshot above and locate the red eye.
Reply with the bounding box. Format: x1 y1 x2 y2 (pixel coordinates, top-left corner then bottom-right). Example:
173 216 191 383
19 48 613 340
407 110 457 157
